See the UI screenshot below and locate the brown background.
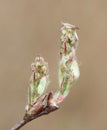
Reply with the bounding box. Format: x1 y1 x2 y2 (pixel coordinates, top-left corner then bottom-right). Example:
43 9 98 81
0 0 107 130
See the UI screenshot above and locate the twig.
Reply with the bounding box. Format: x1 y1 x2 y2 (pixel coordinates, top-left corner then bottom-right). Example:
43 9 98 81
11 105 59 130
11 120 26 130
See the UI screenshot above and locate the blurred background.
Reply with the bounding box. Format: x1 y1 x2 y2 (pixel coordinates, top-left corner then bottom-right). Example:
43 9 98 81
0 0 107 130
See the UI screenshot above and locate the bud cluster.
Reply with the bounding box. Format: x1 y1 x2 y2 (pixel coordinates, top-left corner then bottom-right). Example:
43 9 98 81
25 22 80 116
11 22 80 130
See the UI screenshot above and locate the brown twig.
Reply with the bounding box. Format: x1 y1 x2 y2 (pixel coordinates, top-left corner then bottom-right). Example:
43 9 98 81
11 105 59 130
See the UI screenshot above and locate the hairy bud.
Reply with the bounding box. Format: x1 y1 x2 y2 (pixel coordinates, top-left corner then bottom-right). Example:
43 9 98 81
51 23 80 104
26 56 49 115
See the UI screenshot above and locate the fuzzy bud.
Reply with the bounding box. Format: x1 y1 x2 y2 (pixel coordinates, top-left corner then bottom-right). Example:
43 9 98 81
26 56 49 114
52 23 80 104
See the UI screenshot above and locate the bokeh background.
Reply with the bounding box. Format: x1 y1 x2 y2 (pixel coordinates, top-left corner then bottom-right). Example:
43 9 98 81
0 0 107 130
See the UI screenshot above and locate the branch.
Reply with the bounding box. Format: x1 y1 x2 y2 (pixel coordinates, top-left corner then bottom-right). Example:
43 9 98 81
11 120 26 130
11 105 59 130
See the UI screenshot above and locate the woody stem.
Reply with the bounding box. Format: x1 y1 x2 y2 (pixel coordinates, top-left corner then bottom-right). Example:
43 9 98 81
11 105 59 130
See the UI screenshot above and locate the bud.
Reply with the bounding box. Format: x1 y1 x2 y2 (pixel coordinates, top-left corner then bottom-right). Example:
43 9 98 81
26 56 49 114
51 23 80 104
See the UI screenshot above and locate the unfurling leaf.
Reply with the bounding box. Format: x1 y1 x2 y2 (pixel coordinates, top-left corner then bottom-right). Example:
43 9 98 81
51 23 80 104
26 57 49 115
